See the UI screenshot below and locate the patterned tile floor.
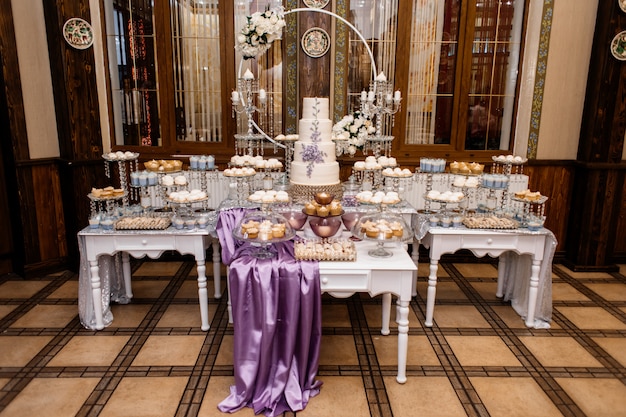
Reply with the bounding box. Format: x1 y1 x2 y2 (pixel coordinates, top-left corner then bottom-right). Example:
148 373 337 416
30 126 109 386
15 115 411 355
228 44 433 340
0 259 625 417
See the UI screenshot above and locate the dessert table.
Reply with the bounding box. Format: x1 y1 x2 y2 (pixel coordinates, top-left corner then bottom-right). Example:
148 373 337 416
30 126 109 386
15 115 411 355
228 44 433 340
77 226 221 330
419 226 557 328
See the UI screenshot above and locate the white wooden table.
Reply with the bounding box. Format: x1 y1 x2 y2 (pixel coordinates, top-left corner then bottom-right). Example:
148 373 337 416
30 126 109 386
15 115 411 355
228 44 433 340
420 227 552 328
78 227 221 330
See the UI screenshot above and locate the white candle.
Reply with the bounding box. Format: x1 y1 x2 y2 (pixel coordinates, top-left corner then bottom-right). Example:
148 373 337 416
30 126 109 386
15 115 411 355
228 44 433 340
361 90 367 101
243 69 254 80
259 89 266 99
394 90 401 101
367 91 375 101
386 93 392 102
376 72 387 82
231 91 239 102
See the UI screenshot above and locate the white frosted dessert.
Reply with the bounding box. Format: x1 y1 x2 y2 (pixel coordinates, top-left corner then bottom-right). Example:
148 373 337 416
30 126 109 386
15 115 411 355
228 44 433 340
290 97 340 186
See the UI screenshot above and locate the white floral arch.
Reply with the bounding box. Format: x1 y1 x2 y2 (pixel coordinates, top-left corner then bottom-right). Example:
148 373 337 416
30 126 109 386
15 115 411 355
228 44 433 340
235 6 378 149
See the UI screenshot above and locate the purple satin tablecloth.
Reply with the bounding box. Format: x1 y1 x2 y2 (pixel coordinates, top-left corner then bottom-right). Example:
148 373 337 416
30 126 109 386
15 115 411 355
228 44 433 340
216 208 322 416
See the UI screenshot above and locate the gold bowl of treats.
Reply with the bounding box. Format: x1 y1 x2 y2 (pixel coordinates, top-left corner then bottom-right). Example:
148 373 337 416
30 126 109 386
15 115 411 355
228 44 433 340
309 216 342 239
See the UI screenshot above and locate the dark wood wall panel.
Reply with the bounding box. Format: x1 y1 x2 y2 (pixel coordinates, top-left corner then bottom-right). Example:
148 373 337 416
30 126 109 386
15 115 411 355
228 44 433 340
298 10 331 101
614 177 626 260
32 164 66 261
525 164 575 253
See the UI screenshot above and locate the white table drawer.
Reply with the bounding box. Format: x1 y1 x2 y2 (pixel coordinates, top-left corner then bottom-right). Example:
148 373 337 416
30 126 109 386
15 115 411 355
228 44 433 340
113 236 177 251
460 235 518 250
320 271 370 292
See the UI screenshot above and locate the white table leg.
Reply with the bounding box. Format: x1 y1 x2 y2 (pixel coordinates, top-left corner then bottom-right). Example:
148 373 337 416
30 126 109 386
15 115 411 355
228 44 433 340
212 240 222 299
411 238 419 297
121 252 133 299
496 256 506 298
395 298 409 384
196 259 210 331
89 259 105 330
525 258 541 327
424 259 439 327
381 293 391 335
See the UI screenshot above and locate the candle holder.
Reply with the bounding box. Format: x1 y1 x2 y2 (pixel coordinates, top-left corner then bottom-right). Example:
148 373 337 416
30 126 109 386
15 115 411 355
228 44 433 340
231 71 268 156
360 75 402 158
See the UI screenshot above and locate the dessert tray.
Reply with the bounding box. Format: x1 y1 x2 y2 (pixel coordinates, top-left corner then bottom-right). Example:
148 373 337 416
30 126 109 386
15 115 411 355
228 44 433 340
294 238 356 261
102 151 139 161
114 216 171 230
462 216 518 229
511 195 548 204
492 155 527 165
88 187 126 200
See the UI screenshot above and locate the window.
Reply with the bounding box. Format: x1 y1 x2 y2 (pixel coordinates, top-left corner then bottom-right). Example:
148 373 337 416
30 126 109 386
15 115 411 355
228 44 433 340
104 0 234 156
395 0 525 154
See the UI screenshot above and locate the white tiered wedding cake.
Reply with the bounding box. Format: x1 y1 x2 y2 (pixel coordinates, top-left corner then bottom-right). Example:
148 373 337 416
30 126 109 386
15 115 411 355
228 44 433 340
290 97 340 187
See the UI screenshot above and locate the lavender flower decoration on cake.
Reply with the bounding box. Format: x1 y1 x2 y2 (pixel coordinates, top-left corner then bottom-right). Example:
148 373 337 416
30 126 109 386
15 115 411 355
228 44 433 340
300 98 327 178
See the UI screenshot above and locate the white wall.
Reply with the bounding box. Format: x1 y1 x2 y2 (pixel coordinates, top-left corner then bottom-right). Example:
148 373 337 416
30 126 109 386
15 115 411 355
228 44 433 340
536 0 597 160
12 0 59 159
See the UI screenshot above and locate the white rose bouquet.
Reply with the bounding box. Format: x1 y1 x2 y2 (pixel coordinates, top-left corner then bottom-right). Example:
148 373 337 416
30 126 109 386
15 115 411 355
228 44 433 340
236 7 286 59
332 111 375 156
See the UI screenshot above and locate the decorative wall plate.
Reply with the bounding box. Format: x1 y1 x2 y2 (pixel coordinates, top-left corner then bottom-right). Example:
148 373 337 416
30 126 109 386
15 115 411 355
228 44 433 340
610 30 626 61
303 0 330 8
620 0 626 13
63 17 94 50
301 27 330 58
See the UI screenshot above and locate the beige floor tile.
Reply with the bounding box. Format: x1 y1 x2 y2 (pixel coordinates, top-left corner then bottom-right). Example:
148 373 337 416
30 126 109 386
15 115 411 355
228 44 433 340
157 304 211 328
0 336 53 367
47 281 78 299
199 376 258 417
556 307 626 330
100 376 188 417
471 377 562 417
298 376 369 417
417 261 449 277
385 376 466 417
556 378 626 417
619 264 626 276
133 261 183 276
519 336 603 368
431 305 490 328
0 377 99 417
551 283 589 301
215 335 233 366
321 304 351 327
0 281 49 298
453 263 499 278
417 281 468 300
583 283 626 301
554 265 613 279
0 304 15 320
10 305 77 328
592 337 626 367
446 336 521 367
0 378 9 390
174 280 203 298
363 303 420 329
319 335 358 366
109 304 151 328
129 280 169 299
492 306 530 328
374 335 440 366
470 281 500 301
132 335 205 367
46 335 130 367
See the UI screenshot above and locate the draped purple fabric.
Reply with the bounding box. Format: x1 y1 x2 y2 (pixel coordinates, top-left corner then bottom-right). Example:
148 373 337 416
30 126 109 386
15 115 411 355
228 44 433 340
216 208 322 416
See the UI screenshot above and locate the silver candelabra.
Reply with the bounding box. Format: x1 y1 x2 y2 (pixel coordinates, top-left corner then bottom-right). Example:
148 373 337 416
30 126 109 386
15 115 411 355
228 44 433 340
231 70 268 156
360 74 402 157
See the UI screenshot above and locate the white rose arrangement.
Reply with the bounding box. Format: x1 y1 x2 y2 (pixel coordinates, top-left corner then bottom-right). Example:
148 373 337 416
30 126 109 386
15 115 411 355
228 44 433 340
332 111 375 156
236 7 286 59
